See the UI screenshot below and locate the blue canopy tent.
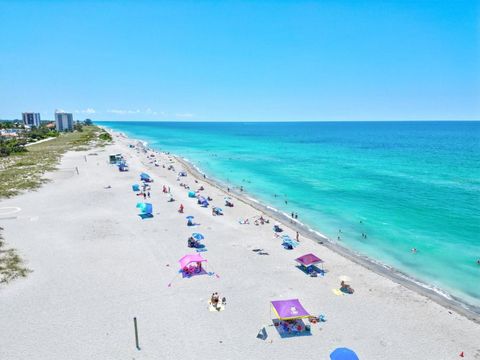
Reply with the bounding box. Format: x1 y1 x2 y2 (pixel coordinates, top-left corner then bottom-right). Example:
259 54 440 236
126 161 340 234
188 191 196 198
330 348 359 360
132 184 140 192
136 202 153 219
140 172 151 182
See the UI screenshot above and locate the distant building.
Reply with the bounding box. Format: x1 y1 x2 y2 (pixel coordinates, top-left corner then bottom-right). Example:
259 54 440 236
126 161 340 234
0 128 23 139
22 112 41 128
55 111 74 131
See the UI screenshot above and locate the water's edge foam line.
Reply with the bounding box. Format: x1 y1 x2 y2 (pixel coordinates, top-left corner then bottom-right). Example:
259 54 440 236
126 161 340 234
103 126 480 323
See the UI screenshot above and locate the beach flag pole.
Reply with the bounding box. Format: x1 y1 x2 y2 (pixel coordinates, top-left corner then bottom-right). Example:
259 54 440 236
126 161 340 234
133 317 140 350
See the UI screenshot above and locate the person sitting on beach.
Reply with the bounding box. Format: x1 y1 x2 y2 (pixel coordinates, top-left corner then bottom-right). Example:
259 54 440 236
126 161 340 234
207 196 213 201
199 186 204 191
340 281 354 294
222 297 226 306
211 292 219 308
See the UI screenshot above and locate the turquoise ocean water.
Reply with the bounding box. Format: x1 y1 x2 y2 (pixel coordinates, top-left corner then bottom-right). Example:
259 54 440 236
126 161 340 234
98 121 480 308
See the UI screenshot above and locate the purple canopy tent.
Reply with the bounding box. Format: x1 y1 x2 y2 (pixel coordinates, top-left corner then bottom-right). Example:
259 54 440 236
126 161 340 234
271 299 310 320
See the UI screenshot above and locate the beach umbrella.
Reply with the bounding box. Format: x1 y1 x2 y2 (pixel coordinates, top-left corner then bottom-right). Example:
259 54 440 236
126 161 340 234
186 216 194 220
338 275 351 283
140 172 151 181
192 233 204 241
215 207 222 212
224 196 231 201
330 347 359 360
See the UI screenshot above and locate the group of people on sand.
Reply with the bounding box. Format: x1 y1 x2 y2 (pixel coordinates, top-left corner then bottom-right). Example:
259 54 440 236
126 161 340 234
254 215 270 226
210 292 226 310
183 261 203 276
179 183 190 190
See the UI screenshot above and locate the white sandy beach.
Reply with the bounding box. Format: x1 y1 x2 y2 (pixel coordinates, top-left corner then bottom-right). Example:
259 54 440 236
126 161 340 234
1 132 479 360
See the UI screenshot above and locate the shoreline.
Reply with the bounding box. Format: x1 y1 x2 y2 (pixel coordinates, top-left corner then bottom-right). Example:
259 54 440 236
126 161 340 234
106 126 480 323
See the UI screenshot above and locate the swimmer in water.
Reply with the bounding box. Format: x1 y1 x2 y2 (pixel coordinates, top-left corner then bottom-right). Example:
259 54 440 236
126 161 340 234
411 248 417 254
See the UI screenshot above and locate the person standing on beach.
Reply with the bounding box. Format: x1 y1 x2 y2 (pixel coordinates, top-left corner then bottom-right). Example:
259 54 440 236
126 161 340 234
143 193 147 200
296 232 299 242
295 213 298 219
147 191 151 198
291 212 294 219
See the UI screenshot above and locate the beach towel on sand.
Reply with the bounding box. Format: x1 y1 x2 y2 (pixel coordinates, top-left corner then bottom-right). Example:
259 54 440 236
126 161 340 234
208 302 225 312
332 289 344 296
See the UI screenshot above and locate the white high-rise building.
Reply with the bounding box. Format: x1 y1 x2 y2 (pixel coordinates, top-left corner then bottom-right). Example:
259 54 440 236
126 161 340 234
54 110 74 131
22 112 41 128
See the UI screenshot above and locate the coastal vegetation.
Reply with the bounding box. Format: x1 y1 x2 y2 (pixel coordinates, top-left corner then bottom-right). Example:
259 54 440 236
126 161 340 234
0 122 59 156
0 125 111 198
0 232 31 284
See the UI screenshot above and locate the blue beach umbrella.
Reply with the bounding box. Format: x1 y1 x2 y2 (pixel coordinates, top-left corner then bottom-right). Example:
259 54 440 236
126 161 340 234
140 172 151 181
330 348 359 360
192 233 204 241
186 216 194 220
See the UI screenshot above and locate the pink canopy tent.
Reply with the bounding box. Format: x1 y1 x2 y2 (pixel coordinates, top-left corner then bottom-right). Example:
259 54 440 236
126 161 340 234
271 299 310 320
179 254 207 269
295 253 323 267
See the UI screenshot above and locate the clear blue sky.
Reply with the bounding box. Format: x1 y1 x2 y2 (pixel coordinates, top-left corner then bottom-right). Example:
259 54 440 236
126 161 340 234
0 0 478 121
